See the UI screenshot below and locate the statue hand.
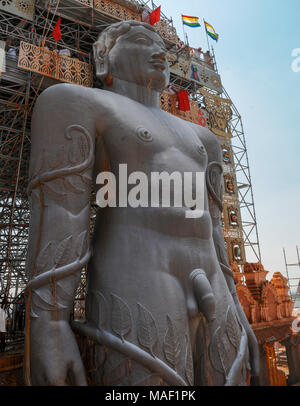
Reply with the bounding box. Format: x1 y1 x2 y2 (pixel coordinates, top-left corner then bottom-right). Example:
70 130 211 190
232 297 260 379
30 318 87 386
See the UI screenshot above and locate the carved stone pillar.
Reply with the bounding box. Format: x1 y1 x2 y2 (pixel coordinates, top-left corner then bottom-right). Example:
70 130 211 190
281 334 300 385
258 343 270 386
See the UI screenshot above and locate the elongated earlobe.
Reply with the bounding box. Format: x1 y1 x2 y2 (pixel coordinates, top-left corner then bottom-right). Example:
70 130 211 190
93 42 110 84
105 74 113 87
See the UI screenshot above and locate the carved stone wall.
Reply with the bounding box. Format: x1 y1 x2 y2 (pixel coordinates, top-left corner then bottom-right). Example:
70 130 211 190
0 0 34 21
271 272 294 319
92 0 178 44
17 42 93 87
260 283 280 322
94 0 140 21
160 90 208 127
236 283 259 323
237 263 294 326
167 51 222 92
200 88 232 138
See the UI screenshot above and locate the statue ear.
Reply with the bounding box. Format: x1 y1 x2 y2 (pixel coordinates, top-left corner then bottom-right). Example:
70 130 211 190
93 42 110 83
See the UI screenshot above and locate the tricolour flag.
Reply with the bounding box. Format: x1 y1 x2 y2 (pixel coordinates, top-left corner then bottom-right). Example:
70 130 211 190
182 15 201 28
204 20 219 41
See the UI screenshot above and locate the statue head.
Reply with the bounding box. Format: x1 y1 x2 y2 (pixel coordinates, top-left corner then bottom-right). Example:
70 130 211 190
93 20 170 92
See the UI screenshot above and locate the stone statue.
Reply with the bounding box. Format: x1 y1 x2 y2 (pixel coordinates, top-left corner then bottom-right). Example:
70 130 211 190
25 20 259 386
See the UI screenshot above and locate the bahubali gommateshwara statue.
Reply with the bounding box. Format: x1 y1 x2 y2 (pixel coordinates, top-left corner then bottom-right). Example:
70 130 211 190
25 20 259 386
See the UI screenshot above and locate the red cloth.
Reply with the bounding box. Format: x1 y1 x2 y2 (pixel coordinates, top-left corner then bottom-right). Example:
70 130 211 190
52 17 62 42
177 90 190 111
149 6 161 26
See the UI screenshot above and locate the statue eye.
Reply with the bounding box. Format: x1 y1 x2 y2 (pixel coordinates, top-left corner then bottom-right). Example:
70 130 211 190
135 37 151 45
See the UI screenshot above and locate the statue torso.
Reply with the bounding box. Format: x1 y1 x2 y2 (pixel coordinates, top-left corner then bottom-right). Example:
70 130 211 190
81 89 245 386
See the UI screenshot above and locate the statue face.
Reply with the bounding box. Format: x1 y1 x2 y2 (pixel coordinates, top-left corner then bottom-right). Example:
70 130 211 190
108 25 170 91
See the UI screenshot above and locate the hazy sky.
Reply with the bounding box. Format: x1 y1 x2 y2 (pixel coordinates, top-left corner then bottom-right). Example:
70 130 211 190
160 0 300 282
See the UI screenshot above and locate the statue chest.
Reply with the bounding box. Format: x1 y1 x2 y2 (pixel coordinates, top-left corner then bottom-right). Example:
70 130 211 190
101 109 208 174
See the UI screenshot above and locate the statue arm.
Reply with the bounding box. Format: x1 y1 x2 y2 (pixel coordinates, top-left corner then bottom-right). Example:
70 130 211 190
25 85 97 385
199 127 260 381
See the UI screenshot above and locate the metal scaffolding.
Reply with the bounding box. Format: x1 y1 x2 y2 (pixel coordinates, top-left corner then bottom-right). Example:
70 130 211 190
0 0 262 353
283 247 300 307
222 86 262 264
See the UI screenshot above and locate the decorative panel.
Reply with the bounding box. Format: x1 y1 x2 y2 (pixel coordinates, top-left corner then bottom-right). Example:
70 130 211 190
0 0 34 21
225 237 245 265
18 41 93 87
153 19 178 44
94 0 140 21
168 51 222 93
160 90 208 127
200 88 233 138
74 0 93 7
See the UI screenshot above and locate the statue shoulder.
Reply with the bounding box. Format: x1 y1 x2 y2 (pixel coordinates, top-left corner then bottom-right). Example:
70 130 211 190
33 83 114 122
190 123 221 163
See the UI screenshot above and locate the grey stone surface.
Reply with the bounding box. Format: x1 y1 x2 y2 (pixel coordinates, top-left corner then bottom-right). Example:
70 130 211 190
25 20 259 386
282 335 300 385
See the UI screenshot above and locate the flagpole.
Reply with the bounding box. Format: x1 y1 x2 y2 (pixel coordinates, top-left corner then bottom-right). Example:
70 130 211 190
181 15 187 44
203 18 211 53
211 46 219 73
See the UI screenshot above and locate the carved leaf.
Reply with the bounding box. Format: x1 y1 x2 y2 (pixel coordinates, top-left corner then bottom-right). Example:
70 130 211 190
209 327 225 375
86 290 107 328
163 315 181 370
44 182 67 200
78 135 88 159
68 142 82 164
80 173 92 185
103 357 131 386
63 177 85 194
54 236 73 268
226 306 241 349
31 156 43 179
209 327 231 378
51 146 65 170
185 334 194 386
137 303 158 357
93 291 108 329
133 374 164 386
76 230 88 259
217 332 231 377
56 283 74 310
72 174 88 190
32 290 68 312
36 241 55 273
30 189 40 207
111 294 132 342
37 149 48 176
30 307 39 319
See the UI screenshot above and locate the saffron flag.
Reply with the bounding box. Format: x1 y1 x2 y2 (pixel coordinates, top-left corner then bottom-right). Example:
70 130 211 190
149 6 161 26
204 20 219 41
177 90 190 111
182 15 201 28
52 16 62 42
